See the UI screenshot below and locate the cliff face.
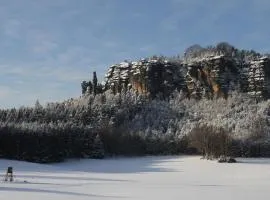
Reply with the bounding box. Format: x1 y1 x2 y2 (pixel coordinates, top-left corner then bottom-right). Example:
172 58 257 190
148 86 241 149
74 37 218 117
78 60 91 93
103 56 270 100
246 57 270 100
184 55 239 99
105 59 185 98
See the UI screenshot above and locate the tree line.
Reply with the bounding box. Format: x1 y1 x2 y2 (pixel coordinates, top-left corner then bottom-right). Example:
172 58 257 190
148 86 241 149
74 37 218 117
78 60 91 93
0 90 269 163
1 42 270 163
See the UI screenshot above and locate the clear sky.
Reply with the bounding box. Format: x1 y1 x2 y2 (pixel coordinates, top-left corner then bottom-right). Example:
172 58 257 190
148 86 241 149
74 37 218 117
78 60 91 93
0 0 269 108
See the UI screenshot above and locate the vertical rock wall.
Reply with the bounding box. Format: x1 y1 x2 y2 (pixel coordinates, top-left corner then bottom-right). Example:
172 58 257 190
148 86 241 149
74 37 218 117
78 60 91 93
247 57 270 100
105 59 185 98
103 56 270 100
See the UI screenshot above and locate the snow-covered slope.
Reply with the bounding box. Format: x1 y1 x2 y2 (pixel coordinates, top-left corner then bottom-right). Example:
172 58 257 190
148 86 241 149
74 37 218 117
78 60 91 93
0 156 270 200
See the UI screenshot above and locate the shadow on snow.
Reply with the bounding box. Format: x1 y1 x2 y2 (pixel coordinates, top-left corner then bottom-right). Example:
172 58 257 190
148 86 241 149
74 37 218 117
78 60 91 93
0 186 125 198
0 156 183 174
52 156 183 173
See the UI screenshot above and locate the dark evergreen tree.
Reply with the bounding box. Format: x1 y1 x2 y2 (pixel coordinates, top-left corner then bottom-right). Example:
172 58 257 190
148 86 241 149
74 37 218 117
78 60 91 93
93 72 98 96
88 81 93 94
81 81 88 95
90 134 105 159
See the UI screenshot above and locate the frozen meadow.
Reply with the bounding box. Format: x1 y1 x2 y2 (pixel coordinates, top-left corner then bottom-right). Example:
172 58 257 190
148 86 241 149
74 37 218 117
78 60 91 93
0 156 270 200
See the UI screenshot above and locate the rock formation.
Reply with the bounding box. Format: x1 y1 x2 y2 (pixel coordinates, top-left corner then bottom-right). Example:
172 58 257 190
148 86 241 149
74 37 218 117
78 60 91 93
183 55 238 99
104 58 185 98
84 54 270 100
247 57 270 100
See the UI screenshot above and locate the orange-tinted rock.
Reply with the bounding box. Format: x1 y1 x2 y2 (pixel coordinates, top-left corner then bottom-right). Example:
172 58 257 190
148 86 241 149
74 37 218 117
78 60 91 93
105 59 185 98
184 55 238 99
103 55 270 100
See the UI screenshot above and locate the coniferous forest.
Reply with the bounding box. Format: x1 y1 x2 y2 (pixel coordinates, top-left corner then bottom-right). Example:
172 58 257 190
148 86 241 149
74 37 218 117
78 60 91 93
1 43 270 163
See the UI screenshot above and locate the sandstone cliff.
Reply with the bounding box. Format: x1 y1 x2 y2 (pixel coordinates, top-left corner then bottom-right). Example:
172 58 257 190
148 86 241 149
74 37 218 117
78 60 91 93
104 58 186 98
246 57 270 100
101 55 270 100
183 55 239 99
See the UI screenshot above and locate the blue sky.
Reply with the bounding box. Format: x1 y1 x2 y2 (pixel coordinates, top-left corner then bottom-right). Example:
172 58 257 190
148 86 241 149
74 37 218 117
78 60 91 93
0 0 269 108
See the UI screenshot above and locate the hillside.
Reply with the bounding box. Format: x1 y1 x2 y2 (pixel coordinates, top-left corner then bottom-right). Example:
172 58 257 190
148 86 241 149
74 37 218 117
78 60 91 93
0 42 270 163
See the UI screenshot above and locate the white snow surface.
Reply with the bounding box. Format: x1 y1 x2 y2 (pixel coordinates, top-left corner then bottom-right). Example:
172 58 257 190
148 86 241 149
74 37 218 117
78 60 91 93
0 156 270 200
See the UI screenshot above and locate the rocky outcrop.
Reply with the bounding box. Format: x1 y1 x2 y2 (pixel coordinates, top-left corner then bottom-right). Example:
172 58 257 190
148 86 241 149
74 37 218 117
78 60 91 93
246 57 270 100
104 58 185 98
183 55 238 99
99 55 270 100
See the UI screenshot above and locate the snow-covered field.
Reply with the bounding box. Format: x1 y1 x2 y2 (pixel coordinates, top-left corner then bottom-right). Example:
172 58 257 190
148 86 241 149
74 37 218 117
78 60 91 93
0 156 270 200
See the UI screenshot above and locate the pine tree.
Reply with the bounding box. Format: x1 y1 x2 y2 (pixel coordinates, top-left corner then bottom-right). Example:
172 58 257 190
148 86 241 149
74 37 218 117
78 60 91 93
81 81 88 95
88 81 93 94
93 72 98 96
90 134 105 159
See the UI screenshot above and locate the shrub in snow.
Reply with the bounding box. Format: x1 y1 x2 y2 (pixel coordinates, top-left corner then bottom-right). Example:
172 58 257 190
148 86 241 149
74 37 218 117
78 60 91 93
218 157 237 163
188 124 232 160
227 157 237 163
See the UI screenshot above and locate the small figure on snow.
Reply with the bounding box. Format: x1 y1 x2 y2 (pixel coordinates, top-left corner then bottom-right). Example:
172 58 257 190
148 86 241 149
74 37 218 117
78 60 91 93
4 166 13 182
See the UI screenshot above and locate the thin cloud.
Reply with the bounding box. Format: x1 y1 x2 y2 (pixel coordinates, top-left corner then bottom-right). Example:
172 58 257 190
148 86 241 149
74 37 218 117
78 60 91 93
30 32 59 54
0 86 17 98
0 0 269 108
2 19 23 38
161 0 236 32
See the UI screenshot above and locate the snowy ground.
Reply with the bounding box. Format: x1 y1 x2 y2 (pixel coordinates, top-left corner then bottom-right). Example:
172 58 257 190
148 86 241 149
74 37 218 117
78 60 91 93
0 156 270 200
